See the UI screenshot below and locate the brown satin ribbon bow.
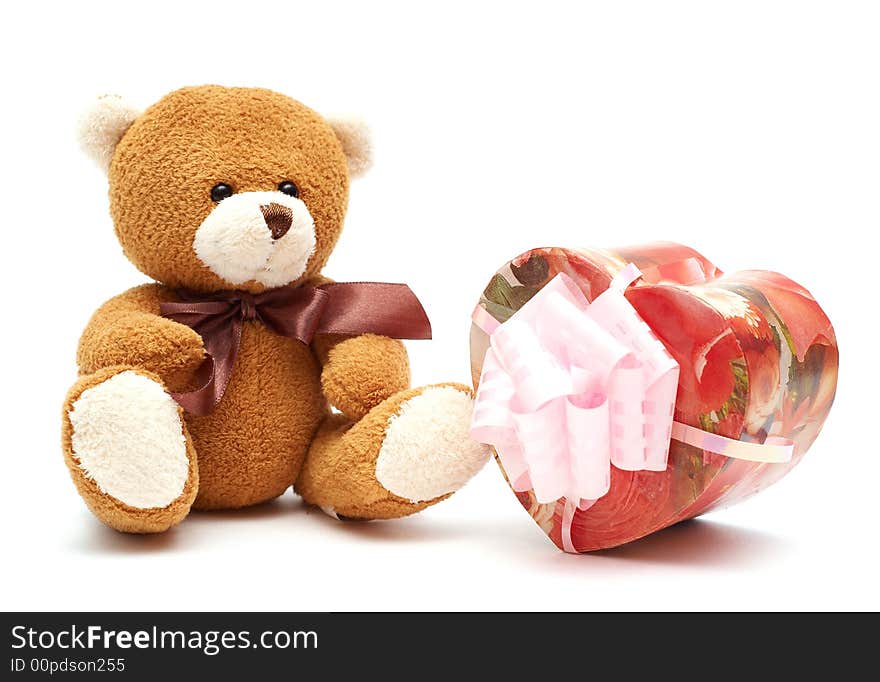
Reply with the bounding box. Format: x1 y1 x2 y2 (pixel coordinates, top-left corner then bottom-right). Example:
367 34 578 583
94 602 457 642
160 282 432 416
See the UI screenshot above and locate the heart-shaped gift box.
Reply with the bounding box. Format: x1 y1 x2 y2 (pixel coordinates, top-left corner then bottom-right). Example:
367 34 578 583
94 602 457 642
469 242 837 552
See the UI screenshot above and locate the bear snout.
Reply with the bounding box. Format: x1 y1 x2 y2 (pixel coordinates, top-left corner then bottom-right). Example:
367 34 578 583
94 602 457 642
260 202 293 240
194 190 316 287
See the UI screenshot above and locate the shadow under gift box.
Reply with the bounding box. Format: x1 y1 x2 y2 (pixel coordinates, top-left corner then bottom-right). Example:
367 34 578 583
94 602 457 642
469 242 838 552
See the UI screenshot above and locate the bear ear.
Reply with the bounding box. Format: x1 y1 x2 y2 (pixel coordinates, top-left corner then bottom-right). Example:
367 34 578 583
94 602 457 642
77 95 142 172
326 116 373 178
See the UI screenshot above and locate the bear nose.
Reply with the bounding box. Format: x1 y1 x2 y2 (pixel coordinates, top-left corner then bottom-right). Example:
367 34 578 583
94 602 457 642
260 203 293 240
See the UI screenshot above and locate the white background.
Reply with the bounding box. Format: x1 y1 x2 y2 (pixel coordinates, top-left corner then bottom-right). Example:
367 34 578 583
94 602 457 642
1 1 877 611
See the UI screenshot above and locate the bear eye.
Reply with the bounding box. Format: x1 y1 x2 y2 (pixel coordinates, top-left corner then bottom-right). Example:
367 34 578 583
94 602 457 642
210 183 234 202
278 181 299 198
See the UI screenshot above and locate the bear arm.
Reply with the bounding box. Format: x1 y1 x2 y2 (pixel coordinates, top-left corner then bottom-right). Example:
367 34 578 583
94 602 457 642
313 333 411 421
77 284 206 391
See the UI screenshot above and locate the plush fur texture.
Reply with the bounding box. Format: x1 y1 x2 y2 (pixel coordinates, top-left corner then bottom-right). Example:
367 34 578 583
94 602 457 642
62 366 199 533
77 95 141 171
375 386 489 502
63 86 488 533
325 116 373 177
69 371 189 509
295 383 478 519
107 86 350 294
193 190 316 287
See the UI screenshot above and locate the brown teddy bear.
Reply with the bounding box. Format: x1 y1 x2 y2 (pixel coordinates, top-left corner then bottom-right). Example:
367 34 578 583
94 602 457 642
62 85 488 533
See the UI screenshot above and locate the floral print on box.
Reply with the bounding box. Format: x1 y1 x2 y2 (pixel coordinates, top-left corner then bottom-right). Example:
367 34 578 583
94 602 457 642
470 243 838 552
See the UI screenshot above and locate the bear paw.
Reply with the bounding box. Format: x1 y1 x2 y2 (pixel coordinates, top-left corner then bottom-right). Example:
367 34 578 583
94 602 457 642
375 385 489 503
63 368 198 532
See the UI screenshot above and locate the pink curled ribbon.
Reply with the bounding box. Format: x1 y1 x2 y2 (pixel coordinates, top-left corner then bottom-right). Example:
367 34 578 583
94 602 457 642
470 264 796 553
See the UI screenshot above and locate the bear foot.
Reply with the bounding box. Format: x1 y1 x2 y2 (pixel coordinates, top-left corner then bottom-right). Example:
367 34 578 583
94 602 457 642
296 383 489 520
62 366 199 533
375 385 488 503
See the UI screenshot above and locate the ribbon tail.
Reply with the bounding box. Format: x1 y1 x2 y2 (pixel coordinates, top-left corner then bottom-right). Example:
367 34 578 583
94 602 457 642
472 304 501 336
671 422 795 463
561 499 576 553
169 318 244 416
169 355 217 417
317 282 432 340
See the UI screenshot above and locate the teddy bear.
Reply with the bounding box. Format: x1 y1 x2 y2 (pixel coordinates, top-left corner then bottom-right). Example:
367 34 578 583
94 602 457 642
62 85 488 534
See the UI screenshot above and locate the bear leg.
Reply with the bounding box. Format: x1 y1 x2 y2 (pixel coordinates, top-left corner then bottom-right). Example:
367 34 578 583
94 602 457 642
295 383 488 519
62 366 199 533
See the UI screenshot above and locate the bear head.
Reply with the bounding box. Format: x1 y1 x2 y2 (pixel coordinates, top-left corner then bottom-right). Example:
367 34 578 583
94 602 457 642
77 85 372 293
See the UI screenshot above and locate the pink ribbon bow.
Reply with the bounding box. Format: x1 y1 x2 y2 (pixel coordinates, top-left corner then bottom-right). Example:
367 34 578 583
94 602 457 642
470 264 796 553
